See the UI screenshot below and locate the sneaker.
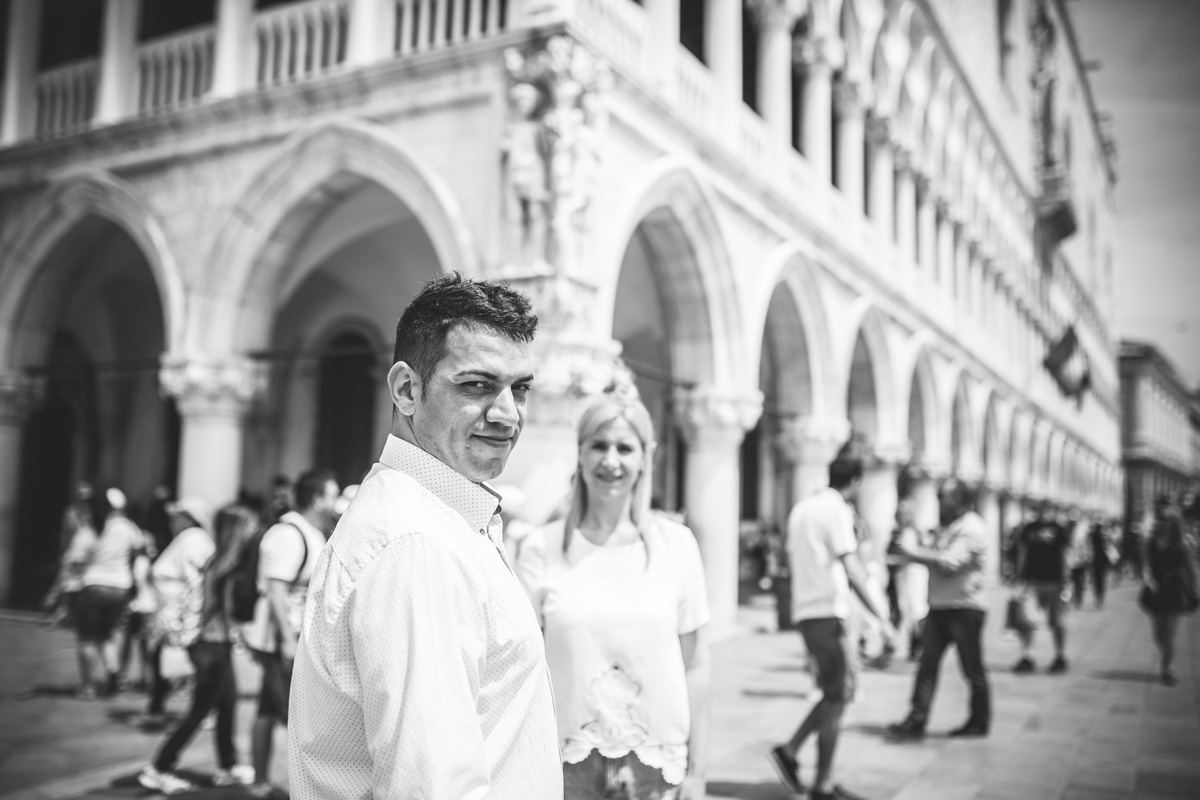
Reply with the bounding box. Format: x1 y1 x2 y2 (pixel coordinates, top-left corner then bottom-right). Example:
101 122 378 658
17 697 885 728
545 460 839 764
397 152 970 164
886 717 926 741
1012 656 1035 674
948 721 990 737
248 782 277 799
767 745 805 794
811 784 870 800
138 765 193 795
1048 655 1068 674
213 765 256 786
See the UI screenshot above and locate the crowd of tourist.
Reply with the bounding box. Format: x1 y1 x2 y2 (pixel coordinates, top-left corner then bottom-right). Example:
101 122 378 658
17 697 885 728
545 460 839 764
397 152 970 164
36 273 1199 800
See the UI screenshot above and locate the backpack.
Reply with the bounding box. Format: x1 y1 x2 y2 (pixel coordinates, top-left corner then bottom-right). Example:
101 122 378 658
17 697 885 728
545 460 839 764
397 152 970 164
229 522 307 623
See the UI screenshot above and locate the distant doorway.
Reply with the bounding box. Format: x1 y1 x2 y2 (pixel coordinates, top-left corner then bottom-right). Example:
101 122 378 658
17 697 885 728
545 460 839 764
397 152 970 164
314 331 378 488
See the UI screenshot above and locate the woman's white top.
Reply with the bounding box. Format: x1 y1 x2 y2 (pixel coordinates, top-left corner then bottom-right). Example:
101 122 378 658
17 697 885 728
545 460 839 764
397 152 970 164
515 515 710 784
76 515 144 590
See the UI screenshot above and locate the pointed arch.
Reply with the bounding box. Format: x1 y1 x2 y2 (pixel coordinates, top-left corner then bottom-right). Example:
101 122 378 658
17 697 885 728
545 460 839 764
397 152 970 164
204 118 477 353
0 172 185 361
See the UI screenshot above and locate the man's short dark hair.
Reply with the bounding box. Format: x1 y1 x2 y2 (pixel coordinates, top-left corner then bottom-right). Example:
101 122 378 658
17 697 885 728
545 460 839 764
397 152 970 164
392 272 539 388
294 468 337 511
828 456 863 490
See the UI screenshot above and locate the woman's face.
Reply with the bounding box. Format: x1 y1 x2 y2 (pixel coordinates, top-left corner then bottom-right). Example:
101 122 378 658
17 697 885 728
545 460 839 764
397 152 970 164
579 417 645 504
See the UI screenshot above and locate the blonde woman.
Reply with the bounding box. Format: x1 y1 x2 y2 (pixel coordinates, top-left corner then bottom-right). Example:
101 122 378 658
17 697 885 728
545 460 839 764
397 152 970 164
516 392 711 800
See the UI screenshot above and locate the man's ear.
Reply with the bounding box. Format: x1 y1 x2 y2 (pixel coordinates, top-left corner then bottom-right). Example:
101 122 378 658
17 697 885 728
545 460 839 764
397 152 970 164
388 361 420 417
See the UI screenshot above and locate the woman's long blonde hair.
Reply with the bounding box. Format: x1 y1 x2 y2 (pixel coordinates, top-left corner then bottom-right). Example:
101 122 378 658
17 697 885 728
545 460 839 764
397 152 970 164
562 392 658 560
203 504 261 624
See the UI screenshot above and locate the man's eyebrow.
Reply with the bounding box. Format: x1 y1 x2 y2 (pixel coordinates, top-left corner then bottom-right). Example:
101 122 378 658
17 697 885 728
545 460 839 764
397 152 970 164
451 369 535 384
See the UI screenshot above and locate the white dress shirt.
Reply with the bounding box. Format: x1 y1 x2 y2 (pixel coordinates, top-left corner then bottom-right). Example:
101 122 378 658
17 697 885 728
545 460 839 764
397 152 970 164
288 435 561 800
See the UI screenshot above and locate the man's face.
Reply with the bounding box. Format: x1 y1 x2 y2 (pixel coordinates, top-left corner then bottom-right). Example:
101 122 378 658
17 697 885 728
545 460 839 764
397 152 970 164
938 483 964 526
402 325 533 482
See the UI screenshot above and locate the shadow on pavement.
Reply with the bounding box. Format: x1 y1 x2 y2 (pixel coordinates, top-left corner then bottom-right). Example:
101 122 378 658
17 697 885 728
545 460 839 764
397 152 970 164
741 688 810 700
706 781 793 799
96 769 288 799
1089 668 1158 683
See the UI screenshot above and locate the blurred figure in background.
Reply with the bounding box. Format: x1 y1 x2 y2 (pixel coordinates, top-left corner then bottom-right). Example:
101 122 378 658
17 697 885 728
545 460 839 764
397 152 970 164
888 496 929 662
43 481 94 630
67 488 146 699
1011 501 1071 674
1140 495 1199 687
1066 513 1092 610
517 392 711 800
139 504 260 795
1088 520 1117 608
887 480 991 740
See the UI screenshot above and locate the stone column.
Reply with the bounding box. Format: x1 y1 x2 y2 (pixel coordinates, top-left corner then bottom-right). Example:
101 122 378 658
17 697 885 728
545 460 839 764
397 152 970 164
212 0 255 98
834 78 868 212
858 444 909 558
976 484 1002 582
753 0 802 150
954 221 970 308
916 178 937 276
704 0 742 127
675 387 762 637
867 116 895 240
160 355 265 509
795 36 839 183
905 463 944 535
0 375 42 606
894 151 917 258
936 199 955 294
96 0 140 123
775 416 851 513
2 0 41 143
347 0 395 65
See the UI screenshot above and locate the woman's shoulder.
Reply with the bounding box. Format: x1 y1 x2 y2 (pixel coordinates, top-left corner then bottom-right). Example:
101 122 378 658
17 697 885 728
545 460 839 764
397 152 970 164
650 513 701 552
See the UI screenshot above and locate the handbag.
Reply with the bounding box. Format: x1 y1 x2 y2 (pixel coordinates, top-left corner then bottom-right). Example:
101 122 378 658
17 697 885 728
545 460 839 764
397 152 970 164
1004 590 1035 633
1138 584 1160 615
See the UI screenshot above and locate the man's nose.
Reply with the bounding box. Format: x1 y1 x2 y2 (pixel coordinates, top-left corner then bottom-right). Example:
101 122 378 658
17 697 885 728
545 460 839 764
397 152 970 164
487 386 520 427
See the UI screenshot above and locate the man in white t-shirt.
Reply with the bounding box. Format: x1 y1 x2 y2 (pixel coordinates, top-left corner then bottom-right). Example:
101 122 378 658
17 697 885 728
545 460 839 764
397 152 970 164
245 468 337 796
769 455 894 800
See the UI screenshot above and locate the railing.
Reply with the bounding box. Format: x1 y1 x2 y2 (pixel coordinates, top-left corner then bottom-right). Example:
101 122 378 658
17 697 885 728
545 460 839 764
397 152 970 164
736 105 770 181
673 46 713 133
256 0 349 87
574 0 646 78
394 0 506 56
137 27 216 114
34 60 99 137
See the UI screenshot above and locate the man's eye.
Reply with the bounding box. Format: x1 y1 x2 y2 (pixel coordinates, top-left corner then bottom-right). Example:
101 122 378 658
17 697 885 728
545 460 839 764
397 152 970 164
514 383 532 395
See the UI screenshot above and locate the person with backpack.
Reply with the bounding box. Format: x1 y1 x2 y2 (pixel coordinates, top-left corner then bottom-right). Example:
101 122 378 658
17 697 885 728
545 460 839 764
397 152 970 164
241 468 337 798
138 504 260 794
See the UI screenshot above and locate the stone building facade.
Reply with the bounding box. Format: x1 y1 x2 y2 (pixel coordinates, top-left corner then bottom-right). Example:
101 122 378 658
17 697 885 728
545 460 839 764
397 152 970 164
1119 341 1197 528
0 0 1123 629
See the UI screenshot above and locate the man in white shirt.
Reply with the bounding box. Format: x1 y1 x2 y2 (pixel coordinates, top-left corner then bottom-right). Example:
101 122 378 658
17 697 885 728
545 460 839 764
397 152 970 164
769 455 894 800
288 273 561 799
245 468 337 796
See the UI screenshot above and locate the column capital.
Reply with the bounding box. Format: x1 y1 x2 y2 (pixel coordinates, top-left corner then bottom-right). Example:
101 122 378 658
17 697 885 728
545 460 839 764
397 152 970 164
864 440 912 470
833 77 871 119
866 114 894 147
792 35 844 73
904 456 952 482
673 387 763 445
526 338 629 427
0 374 44 426
751 0 806 32
893 145 917 174
774 416 851 465
160 354 266 418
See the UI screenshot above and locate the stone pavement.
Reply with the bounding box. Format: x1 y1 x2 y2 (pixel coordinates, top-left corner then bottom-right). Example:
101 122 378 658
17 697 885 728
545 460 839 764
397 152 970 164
0 579 1197 800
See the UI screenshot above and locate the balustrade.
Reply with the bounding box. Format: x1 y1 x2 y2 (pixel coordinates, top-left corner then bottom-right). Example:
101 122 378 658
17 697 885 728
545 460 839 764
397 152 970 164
138 27 216 114
394 0 506 56
34 60 99 137
256 0 350 87
574 0 647 78
736 106 770 181
673 47 713 133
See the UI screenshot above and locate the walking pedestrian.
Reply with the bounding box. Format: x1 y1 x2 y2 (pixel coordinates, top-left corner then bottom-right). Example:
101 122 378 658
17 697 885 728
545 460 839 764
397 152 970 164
288 273 560 799
1139 496 1199 687
1011 501 1071 674
67 488 146 699
243 468 336 797
886 479 991 739
767 453 895 800
1088 520 1116 608
516 392 711 800
138 504 259 794
1067 513 1092 610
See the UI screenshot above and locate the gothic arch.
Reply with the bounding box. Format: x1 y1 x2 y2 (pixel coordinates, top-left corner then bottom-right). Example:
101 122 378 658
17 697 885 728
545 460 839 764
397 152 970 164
841 300 899 444
0 172 185 362
604 157 743 389
899 339 942 467
204 118 477 353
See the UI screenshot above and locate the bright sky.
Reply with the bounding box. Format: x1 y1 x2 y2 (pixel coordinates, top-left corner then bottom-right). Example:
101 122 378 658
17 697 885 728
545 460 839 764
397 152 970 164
1070 0 1200 387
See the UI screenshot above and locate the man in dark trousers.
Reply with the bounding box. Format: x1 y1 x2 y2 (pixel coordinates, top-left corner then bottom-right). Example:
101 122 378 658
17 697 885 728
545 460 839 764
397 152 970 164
886 479 991 739
1012 501 1072 673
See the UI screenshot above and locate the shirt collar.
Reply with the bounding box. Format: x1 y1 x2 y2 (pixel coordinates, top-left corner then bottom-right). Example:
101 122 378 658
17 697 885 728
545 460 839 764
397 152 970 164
379 434 502 535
